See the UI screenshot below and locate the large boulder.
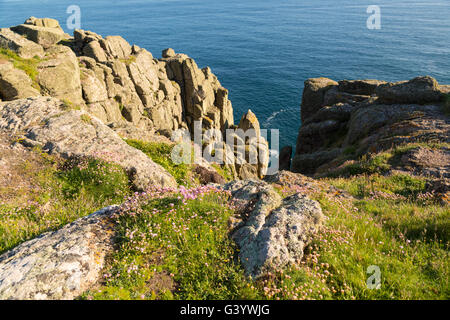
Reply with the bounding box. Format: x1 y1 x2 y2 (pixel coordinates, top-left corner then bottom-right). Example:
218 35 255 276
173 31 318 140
376 76 443 104
37 45 84 106
301 77 338 122
338 79 386 95
0 28 44 59
223 180 324 278
0 206 118 300
11 18 66 49
0 97 177 190
0 61 40 101
24 17 62 29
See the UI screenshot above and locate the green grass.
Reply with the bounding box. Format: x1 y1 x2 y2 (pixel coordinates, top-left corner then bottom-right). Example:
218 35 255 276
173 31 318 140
211 163 234 182
119 56 137 65
60 99 81 111
80 114 92 124
0 48 41 90
329 142 450 177
83 188 261 300
125 139 194 186
0 152 131 254
266 171 449 300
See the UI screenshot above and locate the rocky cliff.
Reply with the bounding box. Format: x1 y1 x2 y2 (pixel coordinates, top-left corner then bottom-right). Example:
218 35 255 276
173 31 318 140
0 17 269 183
292 76 449 184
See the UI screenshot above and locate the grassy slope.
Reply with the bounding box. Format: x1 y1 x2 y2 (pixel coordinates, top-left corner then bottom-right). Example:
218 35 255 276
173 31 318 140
0 140 448 299
0 149 131 254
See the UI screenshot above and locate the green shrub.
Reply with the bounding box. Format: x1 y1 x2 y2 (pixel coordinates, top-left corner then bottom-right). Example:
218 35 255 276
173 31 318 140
0 153 132 254
57 157 130 203
125 139 192 186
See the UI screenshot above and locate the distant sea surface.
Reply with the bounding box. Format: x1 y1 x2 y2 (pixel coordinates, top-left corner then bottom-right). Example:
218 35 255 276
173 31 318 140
1 0 449 148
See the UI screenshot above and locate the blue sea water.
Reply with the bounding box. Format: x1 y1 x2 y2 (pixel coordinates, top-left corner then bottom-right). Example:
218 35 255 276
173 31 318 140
1 0 449 148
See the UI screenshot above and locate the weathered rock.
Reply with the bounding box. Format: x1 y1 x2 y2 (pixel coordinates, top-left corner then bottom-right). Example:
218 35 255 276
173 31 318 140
376 76 443 104
11 21 65 49
80 67 108 104
0 28 44 59
37 45 84 106
400 147 450 179
294 76 450 175
162 53 234 132
162 48 176 58
338 79 386 95
223 180 324 278
0 206 118 300
301 77 338 122
25 17 62 29
344 103 444 146
0 61 40 101
238 109 260 137
292 149 342 174
0 97 177 190
194 165 225 185
82 40 108 62
278 146 292 171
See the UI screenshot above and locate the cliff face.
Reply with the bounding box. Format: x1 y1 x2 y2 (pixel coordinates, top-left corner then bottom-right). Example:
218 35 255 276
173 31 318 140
0 17 268 181
293 76 450 180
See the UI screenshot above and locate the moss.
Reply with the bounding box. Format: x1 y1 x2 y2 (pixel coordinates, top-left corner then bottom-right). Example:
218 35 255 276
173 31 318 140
119 55 136 65
61 99 81 111
0 48 41 90
211 164 234 182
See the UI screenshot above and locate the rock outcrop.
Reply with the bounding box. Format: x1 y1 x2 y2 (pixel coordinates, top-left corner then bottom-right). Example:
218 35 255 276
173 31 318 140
223 180 324 278
0 28 45 59
0 17 268 180
0 61 40 100
11 17 67 49
0 97 177 190
292 76 450 175
0 206 118 300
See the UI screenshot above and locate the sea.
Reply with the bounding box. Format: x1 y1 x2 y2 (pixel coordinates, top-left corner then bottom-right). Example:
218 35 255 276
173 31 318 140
1 0 449 148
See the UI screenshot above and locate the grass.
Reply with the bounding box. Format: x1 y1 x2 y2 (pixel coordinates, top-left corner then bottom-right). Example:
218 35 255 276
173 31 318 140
1 138 447 300
0 151 131 254
125 139 195 186
80 114 93 124
61 99 81 111
268 171 449 300
82 164 448 300
329 142 450 177
0 48 41 90
82 187 260 300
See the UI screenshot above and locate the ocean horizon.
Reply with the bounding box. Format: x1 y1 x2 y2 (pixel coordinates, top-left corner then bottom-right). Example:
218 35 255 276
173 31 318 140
1 0 449 148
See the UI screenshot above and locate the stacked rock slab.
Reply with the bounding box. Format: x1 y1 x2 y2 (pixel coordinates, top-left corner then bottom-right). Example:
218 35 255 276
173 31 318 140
11 17 67 49
292 76 449 174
